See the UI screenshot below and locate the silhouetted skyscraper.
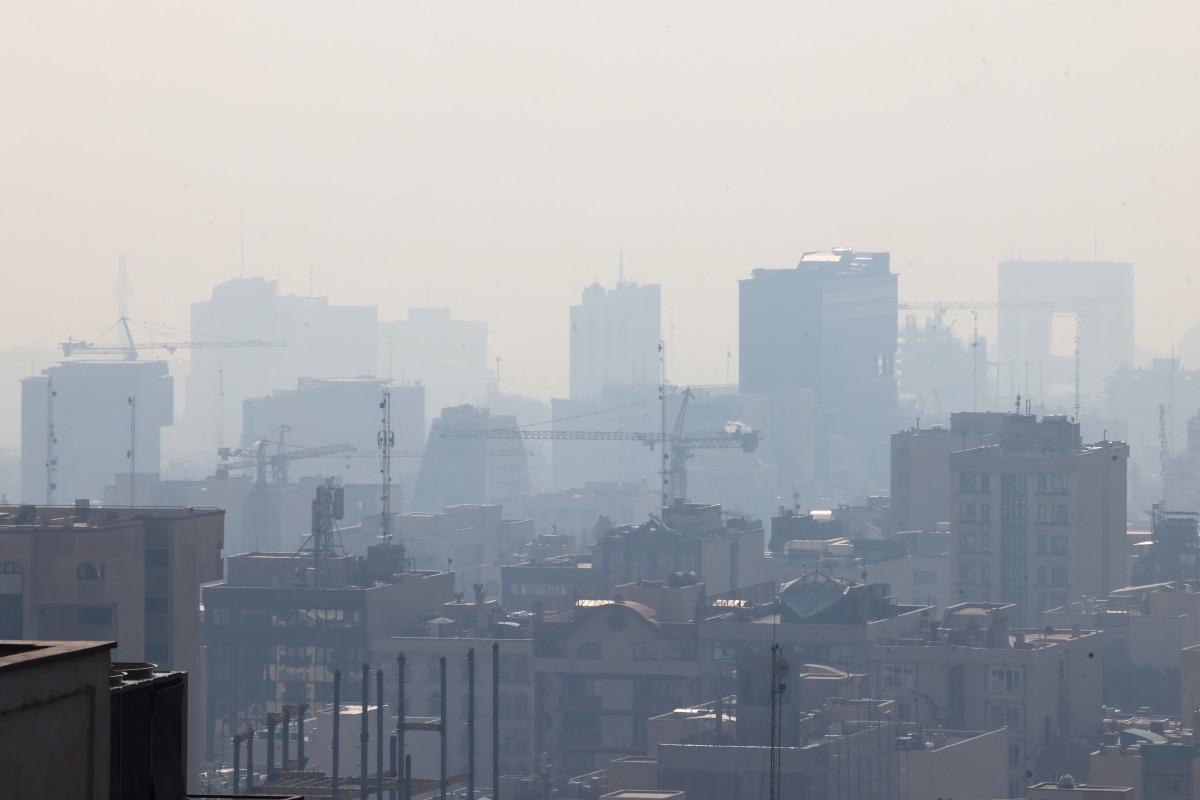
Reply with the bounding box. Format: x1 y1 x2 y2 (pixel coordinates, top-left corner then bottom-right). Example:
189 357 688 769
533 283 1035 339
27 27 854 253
569 279 660 400
739 248 898 432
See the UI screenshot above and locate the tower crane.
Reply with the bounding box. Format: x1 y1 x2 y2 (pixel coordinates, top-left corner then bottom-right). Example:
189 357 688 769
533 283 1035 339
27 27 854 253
216 426 357 486
440 387 759 508
60 316 286 360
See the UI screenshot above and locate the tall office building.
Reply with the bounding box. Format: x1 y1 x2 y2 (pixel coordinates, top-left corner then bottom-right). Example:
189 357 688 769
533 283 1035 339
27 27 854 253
997 259 1134 404
739 249 898 432
378 306 489 420
569 279 661 400
184 277 378 456
739 249 898 481
949 414 1128 625
21 360 173 503
411 404 530 512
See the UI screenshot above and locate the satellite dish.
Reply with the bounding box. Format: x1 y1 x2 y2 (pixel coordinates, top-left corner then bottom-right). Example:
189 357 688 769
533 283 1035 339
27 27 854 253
774 657 790 678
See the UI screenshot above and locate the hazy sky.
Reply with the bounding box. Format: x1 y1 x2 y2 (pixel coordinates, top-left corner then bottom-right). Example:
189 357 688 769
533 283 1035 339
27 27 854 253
2 1 1198 400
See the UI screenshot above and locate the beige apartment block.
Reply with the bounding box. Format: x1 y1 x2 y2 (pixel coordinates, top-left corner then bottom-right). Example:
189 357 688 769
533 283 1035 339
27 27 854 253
948 414 1128 625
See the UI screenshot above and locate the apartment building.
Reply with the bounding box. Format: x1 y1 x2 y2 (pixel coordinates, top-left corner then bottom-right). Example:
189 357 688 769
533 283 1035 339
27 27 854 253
867 602 1104 798
201 545 453 759
949 414 1128 625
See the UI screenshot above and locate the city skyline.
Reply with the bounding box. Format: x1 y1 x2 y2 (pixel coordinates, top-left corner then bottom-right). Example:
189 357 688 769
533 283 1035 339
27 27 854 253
1 2 1199 401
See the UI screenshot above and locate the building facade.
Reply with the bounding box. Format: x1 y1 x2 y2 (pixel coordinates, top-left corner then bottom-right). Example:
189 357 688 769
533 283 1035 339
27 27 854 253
949 414 1128 624
569 279 661 401
21 360 173 504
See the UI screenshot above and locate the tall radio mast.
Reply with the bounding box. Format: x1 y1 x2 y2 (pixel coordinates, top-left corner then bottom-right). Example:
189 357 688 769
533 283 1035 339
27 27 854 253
378 387 395 541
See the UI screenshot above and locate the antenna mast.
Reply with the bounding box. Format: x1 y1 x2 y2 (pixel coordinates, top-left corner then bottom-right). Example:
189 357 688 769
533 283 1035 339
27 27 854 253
45 378 57 505
769 643 788 800
378 387 395 541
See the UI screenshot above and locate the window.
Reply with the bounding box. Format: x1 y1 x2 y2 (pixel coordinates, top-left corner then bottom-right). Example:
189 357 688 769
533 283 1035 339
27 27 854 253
980 504 991 522
981 473 991 491
76 562 98 580
1052 505 1068 525
1008 743 1022 768
882 664 913 689
1037 534 1048 554
577 641 602 660
980 564 991 585
959 503 976 522
1038 505 1049 524
513 693 529 719
989 667 1022 692
1037 566 1047 586
980 532 991 552
988 704 1022 728
1051 474 1068 494
1051 536 1068 555
1051 566 1068 586
959 532 976 552
1037 474 1048 493
959 564 976 584
959 473 977 492
632 642 659 661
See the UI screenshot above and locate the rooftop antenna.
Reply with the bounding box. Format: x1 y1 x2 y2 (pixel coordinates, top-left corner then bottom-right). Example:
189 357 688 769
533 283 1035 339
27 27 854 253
46 378 57 506
1014 393 1021 414
768 642 788 800
378 388 396 543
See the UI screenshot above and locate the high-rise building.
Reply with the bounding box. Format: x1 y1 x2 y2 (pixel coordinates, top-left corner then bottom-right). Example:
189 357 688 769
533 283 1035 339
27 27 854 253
739 249 898 481
378 306 488 421
242 377 425 484
412 405 530 513
997 259 1134 404
569 279 661 400
739 249 897 428
184 277 378 456
886 411 1012 534
21 360 173 504
948 414 1128 625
